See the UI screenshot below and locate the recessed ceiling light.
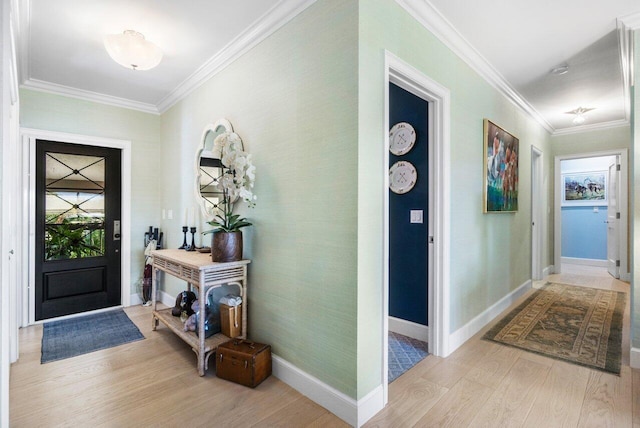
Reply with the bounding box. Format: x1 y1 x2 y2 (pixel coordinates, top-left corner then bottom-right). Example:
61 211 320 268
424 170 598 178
550 64 569 75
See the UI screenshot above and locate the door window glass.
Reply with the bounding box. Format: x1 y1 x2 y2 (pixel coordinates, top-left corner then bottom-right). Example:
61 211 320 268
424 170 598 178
44 152 105 260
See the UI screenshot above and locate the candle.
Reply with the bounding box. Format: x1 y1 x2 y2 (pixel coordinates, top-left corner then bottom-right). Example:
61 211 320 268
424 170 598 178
182 208 188 226
189 207 195 227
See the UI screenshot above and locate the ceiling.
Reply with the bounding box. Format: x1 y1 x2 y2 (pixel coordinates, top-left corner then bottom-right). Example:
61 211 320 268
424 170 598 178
17 0 640 133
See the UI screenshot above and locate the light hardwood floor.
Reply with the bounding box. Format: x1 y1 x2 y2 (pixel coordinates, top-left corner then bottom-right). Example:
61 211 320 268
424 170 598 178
9 305 349 427
10 267 638 427
367 266 637 427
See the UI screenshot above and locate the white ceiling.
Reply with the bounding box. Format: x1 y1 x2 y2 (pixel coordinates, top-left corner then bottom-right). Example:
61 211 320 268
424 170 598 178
18 0 640 133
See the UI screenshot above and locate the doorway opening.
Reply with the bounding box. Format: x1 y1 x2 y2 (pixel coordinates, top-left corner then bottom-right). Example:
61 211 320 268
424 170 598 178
383 51 450 405
35 140 122 320
553 150 628 280
531 147 543 281
22 128 132 326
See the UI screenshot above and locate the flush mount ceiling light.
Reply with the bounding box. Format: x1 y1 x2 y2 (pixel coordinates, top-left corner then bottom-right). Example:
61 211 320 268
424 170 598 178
565 107 595 125
104 30 163 71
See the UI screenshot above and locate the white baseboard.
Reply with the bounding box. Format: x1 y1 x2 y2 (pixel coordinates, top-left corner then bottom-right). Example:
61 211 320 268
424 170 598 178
561 257 607 267
159 290 175 307
543 265 554 277
272 354 384 427
620 272 631 282
631 347 640 369
129 291 174 308
388 317 429 342
448 279 531 353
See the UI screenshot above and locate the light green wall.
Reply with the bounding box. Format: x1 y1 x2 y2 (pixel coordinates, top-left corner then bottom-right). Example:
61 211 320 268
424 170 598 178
357 0 552 397
159 0 359 397
19 89 162 295
551 125 631 156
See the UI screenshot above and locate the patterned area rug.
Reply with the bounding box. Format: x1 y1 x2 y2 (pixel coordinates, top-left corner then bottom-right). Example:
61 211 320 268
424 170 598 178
388 331 429 382
483 282 625 374
41 309 144 363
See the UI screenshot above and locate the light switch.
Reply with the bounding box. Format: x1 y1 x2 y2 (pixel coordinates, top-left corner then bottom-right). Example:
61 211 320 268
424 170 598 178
410 210 423 224
167 209 173 220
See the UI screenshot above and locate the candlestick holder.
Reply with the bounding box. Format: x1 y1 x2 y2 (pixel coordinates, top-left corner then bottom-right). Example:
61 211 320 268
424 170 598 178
186 227 197 252
179 226 188 249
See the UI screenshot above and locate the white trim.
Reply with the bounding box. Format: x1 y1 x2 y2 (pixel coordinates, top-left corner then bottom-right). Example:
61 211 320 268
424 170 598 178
356 385 385 427
21 127 132 324
157 0 317 113
531 146 544 281
631 347 640 369
551 119 630 137
32 305 124 325
553 149 629 279
449 279 532 352
385 52 451 357
20 79 159 114
561 257 608 268
618 11 640 30
383 51 451 409
388 317 429 342
271 354 357 426
18 0 317 115
543 265 555 277
394 0 553 134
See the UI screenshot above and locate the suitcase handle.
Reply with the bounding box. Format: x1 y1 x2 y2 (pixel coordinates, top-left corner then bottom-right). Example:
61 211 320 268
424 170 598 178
233 339 255 349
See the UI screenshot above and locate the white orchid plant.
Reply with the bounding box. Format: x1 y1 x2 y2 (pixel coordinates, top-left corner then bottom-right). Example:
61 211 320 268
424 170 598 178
204 131 256 234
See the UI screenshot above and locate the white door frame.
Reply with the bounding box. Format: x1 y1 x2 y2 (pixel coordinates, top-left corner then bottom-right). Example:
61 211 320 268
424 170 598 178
531 146 543 280
383 51 450 404
553 149 629 280
21 128 132 325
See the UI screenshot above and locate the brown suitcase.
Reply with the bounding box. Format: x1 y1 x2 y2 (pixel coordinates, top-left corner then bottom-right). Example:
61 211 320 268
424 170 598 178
216 340 271 387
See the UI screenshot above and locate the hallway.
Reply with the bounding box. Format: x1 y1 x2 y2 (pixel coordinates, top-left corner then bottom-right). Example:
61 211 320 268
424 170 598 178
367 268 636 427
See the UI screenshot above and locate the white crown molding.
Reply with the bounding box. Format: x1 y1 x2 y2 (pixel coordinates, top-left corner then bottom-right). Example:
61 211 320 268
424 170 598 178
394 0 554 134
616 15 635 123
17 0 316 115
156 0 317 113
618 11 640 29
551 118 630 136
20 78 160 114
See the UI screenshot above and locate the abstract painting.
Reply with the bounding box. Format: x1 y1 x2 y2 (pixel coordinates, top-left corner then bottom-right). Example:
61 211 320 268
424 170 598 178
484 119 519 212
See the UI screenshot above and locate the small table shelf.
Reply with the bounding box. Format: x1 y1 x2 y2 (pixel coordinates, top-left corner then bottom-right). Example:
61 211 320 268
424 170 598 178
150 249 250 376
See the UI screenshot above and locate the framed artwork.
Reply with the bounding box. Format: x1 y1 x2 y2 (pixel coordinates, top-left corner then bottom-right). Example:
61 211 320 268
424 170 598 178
562 171 607 206
483 119 519 213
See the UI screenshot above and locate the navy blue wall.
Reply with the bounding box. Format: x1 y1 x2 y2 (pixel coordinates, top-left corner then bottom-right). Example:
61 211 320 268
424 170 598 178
561 206 608 260
389 83 428 326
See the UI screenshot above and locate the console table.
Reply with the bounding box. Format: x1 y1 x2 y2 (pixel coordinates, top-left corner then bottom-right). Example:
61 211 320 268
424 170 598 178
150 249 250 376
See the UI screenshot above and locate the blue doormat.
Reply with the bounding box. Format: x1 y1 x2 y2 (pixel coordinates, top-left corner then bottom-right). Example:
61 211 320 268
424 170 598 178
41 309 144 364
388 331 429 383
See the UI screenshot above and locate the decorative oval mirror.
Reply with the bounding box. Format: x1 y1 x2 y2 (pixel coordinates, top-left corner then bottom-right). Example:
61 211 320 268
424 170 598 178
195 119 244 219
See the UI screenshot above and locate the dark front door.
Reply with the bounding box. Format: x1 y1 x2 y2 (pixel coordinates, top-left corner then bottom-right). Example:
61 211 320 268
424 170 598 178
35 140 122 320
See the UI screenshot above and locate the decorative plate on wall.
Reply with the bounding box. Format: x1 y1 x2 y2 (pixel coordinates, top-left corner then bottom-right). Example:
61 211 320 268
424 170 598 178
389 122 416 156
389 161 417 194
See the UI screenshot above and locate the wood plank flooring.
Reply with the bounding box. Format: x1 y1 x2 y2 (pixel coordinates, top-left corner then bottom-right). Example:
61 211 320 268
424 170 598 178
367 266 637 427
9 305 348 427
10 265 639 427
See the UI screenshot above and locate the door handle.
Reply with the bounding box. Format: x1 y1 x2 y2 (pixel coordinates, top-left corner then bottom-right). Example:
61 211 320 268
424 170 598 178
114 220 121 240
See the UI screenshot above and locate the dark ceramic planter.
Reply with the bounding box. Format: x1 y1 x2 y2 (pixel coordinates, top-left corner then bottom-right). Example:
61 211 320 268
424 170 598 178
211 231 243 262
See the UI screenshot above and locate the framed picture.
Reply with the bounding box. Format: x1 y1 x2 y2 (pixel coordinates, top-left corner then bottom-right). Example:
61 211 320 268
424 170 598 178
483 119 519 213
562 171 607 206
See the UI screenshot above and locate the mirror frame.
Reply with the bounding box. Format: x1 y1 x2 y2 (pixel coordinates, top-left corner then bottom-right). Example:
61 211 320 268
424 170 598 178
195 119 234 220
